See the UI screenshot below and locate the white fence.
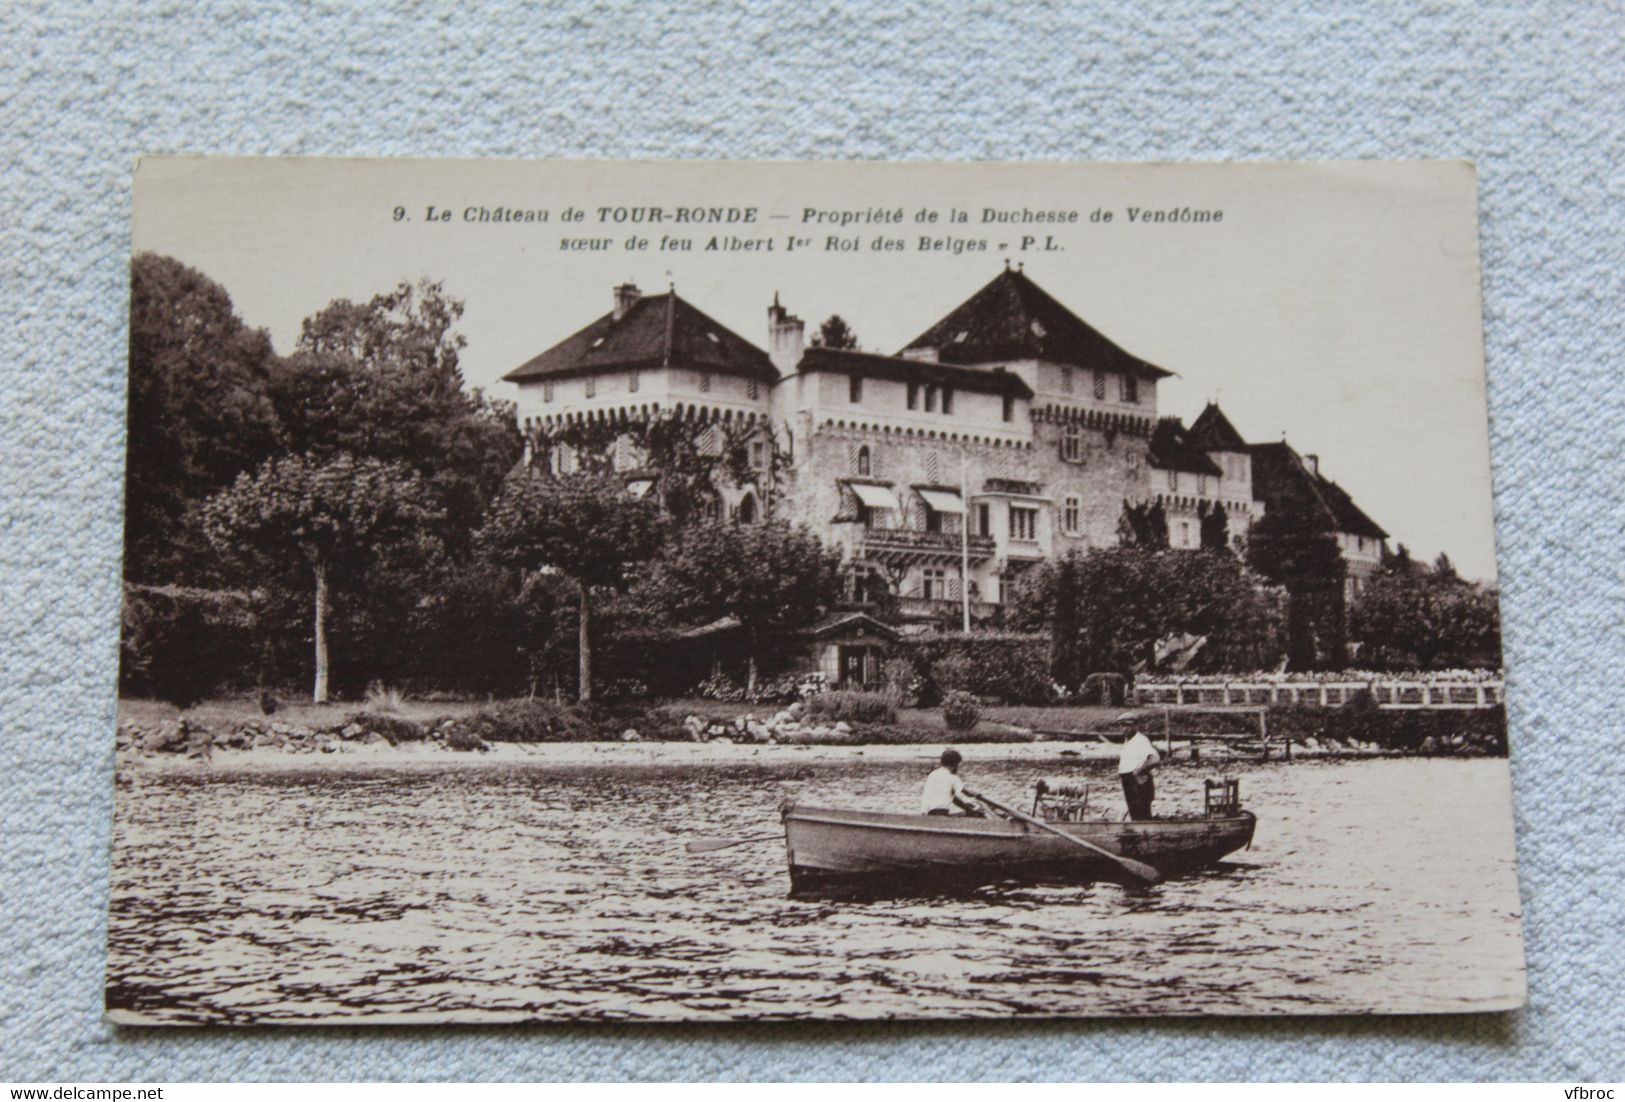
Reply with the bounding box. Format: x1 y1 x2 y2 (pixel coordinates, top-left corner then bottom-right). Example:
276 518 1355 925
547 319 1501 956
1135 678 1505 710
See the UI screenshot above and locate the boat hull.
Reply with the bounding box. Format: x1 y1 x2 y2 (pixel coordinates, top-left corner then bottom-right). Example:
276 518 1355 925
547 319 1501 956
782 805 1256 892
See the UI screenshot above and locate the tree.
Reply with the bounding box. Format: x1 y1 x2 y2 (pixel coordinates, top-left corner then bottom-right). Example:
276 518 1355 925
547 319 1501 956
274 279 524 542
648 520 844 690
1012 547 1284 676
1350 561 1502 669
204 454 442 703
478 470 665 701
125 253 280 583
810 315 859 350
1117 500 1170 549
1199 501 1230 551
1245 510 1348 669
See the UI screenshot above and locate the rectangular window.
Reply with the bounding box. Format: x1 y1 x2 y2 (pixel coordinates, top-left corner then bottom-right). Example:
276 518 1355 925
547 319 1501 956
976 502 991 537
1198 475 1208 495
748 378 759 400
751 441 766 469
1061 366 1074 393
1010 506 1038 542
1001 394 1014 422
907 383 919 410
849 374 863 402
584 376 596 398
1061 424 1083 462
1167 470 1178 492
1121 374 1139 403
941 387 954 415
925 385 938 413
1093 371 1106 400
922 567 947 600
699 371 712 393
543 382 555 403
628 371 639 394
1064 495 1081 535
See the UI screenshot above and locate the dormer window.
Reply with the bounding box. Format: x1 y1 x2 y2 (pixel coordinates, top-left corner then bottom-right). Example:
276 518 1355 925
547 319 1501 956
590 336 606 349
706 331 720 344
953 331 968 343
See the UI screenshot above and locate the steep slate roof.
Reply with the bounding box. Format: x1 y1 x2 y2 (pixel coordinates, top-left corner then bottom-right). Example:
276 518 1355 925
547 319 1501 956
898 267 1173 379
1149 418 1223 476
797 346 1034 398
1188 402 1247 450
1249 443 1388 540
504 292 777 384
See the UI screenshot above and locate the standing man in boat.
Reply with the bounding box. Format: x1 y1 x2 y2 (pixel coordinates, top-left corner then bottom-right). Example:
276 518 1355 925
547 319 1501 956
920 748 985 817
1118 731 1161 820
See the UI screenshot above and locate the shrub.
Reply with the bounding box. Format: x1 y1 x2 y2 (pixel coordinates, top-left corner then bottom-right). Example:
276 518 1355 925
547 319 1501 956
445 726 491 752
881 657 923 707
942 690 982 732
802 690 897 725
1080 672 1129 706
119 584 256 707
458 699 597 743
348 712 427 744
364 681 406 714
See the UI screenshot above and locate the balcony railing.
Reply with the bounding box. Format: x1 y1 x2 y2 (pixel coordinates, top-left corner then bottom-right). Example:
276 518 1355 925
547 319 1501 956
859 526 996 560
897 595 1001 621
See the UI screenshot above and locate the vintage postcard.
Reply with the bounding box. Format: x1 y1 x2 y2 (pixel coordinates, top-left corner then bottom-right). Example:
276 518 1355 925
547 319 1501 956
109 157 1523 1023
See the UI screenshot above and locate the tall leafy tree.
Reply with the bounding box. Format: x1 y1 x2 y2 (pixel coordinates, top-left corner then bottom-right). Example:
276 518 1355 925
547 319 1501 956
203 454 442 703
1350 560 1501 669
810 315 860 350
478 470 665 701
1012 547 1284 675
125 253 280 582
649 520 845 690
1245 510 1348 669
275 279 524 541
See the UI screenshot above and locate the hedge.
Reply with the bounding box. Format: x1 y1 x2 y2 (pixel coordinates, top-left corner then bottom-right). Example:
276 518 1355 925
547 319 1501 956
897 632 1053 705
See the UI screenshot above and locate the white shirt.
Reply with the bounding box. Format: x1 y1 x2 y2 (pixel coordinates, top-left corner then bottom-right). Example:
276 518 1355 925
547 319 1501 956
920 766 967 814
1118 733 1160 776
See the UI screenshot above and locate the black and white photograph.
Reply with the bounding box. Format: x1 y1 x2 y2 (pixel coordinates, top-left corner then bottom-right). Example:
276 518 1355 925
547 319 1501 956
107 157 1524 1024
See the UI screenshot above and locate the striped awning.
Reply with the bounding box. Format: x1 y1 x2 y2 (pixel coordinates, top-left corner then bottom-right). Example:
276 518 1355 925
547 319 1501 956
849 483 900 510
916 488 965 514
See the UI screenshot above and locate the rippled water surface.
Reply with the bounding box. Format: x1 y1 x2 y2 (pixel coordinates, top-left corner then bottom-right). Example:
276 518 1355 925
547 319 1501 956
106 756 1525 1022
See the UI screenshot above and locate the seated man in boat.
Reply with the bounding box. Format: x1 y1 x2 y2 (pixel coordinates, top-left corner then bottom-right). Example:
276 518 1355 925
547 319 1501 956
920 749 985 817
1117 731 1161 821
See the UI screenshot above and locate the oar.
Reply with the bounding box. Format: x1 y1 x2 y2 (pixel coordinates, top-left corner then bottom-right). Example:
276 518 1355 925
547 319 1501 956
685 833 781 854
968 790 1161 884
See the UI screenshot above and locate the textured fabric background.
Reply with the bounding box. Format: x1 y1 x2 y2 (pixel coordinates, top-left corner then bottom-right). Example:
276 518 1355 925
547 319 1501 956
2 0 1621 1083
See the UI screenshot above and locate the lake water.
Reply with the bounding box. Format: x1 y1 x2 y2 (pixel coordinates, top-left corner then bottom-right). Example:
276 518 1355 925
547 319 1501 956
106 755 1526 1023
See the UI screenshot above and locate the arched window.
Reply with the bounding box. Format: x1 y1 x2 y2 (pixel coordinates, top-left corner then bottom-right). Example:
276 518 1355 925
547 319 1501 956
737 493 758 524
856 445 871 476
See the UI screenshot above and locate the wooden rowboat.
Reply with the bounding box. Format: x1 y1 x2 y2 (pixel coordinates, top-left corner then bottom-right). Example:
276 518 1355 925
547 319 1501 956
781 803 1257 893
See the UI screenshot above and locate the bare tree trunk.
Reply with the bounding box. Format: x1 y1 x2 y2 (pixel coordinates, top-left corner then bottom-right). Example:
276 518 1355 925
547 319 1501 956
747 648 759 693
577 581 592 703
312 557 330 705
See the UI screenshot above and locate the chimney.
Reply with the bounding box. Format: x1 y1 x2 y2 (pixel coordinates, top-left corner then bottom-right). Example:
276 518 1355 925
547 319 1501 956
1303 453 1319 477
767 292 804 375
613 282 641 321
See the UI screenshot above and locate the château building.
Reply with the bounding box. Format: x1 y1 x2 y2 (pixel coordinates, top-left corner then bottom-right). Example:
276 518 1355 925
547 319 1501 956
504 267 1382 624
